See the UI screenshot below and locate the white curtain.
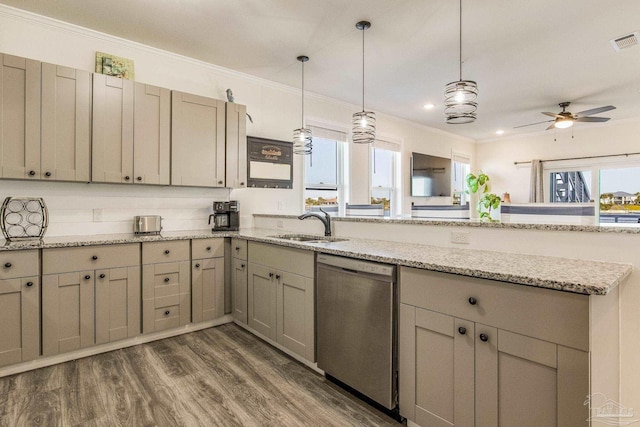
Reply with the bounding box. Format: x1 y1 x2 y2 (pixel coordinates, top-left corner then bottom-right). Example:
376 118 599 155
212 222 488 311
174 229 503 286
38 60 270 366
529 159 544 202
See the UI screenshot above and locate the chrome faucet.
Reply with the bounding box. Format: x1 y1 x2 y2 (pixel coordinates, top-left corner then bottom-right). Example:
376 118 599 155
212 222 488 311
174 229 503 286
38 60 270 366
298 208 332 236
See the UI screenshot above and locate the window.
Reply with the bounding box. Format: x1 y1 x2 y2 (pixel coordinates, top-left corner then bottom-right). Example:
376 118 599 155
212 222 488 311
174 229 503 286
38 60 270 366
549 171 593 202
452 154 471 204
599 166 640 224
370 139 401 216
303 126 347 214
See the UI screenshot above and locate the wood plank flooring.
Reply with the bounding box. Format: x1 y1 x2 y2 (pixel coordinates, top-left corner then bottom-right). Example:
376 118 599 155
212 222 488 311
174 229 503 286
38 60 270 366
0 324 402 426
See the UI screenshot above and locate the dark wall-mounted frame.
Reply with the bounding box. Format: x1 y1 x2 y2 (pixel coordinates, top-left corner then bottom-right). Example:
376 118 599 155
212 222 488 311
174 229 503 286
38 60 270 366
247 136 293 189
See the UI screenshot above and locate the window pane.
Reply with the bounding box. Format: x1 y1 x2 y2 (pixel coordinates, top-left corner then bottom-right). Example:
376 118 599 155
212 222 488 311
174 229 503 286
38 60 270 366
549 171 592 203
305 137 337 186
372 148 394 188
599 167 640 225
304 189 338 213
371 188 391 216
453 161 470 193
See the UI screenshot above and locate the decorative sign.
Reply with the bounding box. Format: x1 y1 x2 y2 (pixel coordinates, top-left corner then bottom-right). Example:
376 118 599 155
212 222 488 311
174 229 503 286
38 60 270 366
95 52 135 80
247 136 293 189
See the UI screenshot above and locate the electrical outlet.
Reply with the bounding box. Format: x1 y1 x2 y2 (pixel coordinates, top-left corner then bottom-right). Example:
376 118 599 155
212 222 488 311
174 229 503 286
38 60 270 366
451 231 470 244
277 220 284 228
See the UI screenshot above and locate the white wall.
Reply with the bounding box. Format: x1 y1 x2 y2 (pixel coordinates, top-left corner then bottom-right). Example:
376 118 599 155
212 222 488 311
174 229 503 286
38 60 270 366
0 4 473 228
475 119 640 203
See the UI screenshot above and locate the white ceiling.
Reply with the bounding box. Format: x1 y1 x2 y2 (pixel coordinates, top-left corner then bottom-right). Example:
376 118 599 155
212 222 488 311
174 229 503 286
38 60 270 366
3 0 640 141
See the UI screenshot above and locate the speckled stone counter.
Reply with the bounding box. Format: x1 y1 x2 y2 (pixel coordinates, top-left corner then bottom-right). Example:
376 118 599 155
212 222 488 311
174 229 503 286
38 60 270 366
0 228 631 296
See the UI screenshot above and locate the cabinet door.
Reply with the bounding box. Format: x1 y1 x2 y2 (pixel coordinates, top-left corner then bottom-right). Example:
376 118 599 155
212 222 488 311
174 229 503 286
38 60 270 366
42 271 94 356
142 261 191 333
276 270 314 361
134 83 170 185
247 263 276 340
91 74 134 183
41 63 91 182
399 304 474 426
0 277 39 367
232 257 248 324
95 266 141 345
171 91 225 187
0 54 41 179
475 326 589 427
225 102 247 188
192 257 224 323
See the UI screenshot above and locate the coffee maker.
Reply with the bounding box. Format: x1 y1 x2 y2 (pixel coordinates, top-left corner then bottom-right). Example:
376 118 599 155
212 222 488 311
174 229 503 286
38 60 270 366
209 201 240 231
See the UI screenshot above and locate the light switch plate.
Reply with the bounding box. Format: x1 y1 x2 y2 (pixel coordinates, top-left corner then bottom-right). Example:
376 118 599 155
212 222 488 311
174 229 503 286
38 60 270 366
451 231 470 244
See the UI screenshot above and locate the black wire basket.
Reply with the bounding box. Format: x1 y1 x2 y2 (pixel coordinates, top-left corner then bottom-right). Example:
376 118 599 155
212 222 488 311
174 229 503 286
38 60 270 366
0 197 49 241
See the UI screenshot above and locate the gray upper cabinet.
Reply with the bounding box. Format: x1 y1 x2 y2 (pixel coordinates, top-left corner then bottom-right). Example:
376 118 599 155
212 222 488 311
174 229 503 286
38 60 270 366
171 91 226 187
0 54 41 179
41 62 91 182
225 102 247 188
93 76 170 185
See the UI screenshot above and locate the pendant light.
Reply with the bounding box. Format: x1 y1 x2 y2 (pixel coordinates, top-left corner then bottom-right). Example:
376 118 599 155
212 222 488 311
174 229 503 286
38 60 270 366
444 0 478 124
352 21 376 144
293 55 312 155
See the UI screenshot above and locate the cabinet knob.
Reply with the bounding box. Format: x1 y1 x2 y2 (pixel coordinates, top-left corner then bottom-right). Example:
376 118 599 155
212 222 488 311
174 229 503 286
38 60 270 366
124 176 130 181
137 176 142 181
92 255 98 260
235 246 240 251
458 327 467 335
269 272 274 278
164 310 170 316
240 182 245 186
4 262 11 268
99 274 106 279
164 277 170 282
241 263 245 268
164 250 170 254
195 263 200 268
26 281 34 287
206 246 211 251
45 171 52 177
276 274 281 280
84 275 91 280
28 170 36 176
479 333 489 342
468 297 478 305
218 180 223 185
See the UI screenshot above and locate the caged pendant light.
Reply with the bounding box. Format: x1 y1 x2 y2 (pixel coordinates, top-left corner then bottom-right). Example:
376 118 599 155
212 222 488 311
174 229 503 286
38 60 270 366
293 55 312 155
444 0 478 124
352 21 376 144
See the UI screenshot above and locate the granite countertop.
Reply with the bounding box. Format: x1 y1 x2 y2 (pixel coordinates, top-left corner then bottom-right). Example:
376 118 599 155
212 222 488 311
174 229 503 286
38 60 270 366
0 228 631 296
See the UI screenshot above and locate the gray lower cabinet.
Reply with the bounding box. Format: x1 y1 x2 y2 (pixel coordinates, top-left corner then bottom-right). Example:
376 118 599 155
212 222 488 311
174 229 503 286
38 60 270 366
247 242 315 362
42 244 141 356
142 240 191 333
191 238 225 323
231 238 249 324
399 267 589 427
0 250 40 367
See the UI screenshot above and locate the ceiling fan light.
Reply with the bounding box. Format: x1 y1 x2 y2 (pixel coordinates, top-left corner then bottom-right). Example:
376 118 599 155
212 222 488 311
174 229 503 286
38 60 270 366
555 118 574 129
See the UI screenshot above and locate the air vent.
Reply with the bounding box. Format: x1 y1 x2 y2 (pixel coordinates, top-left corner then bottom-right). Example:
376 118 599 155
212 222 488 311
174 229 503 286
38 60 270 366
610 32 640 51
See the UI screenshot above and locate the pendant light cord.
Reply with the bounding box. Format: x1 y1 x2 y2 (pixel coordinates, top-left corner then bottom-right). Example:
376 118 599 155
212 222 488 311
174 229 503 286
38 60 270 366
301 60 305 127
362 26 365 112
459 0 462 81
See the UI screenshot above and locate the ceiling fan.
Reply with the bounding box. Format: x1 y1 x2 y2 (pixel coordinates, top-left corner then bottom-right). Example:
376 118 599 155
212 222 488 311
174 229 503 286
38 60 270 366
515 102 616 130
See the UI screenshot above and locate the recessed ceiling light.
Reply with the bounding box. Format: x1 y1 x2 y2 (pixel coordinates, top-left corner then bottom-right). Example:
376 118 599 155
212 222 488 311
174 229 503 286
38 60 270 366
496 130 505 135
424 103 435 110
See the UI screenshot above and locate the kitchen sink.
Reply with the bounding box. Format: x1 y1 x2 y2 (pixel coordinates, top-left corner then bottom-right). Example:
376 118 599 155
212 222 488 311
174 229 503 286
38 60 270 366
269 234 348 243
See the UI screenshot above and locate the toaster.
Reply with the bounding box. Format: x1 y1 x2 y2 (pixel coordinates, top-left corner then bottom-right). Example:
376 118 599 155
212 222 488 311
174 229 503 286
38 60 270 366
134 215 162 235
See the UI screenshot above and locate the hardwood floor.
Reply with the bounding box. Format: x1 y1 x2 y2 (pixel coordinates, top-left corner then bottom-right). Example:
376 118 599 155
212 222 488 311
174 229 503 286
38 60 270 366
0 324 402 426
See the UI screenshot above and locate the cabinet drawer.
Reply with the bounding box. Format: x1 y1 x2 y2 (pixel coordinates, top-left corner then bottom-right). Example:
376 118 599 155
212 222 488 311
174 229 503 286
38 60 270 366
231 238 247 260
43 244 139 274
192 238 224 259
142 240 189 264
400 267 589 351
142 261 190 300
248 241 313 278
154 304 180 331
0 250 39 279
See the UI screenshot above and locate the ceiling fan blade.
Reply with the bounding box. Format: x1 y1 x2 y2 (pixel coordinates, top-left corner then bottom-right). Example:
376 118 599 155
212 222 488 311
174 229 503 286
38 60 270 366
545 123 556 130
575 116 610 123
513 119 553 129
575 105 616 116
542 112 561 118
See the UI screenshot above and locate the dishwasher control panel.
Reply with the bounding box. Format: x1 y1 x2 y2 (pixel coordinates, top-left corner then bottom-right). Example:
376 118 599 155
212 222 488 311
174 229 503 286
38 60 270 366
317 253 395 277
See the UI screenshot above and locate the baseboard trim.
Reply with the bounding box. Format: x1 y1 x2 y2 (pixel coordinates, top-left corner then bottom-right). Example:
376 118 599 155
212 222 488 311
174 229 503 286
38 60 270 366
0 315 233 378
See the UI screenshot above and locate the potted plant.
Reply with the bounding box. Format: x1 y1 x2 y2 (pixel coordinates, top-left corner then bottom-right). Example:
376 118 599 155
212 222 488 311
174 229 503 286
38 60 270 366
465 171 501 221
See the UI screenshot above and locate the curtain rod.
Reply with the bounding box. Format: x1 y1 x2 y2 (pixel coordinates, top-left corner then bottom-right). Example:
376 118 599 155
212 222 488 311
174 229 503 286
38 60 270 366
513 152 640 165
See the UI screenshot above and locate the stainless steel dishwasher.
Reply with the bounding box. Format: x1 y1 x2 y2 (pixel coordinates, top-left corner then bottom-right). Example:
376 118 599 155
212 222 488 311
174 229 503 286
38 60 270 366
316 253 398 412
